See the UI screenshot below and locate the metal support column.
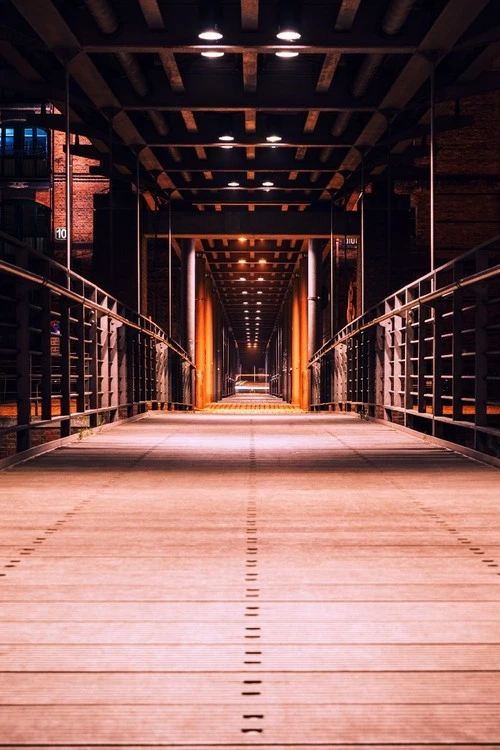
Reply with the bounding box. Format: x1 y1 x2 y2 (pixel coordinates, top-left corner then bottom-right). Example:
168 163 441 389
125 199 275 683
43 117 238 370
291 273 301 406
136 155 141 315
308 238 323 361
65 65 72 273
195 253 206 409
299 254 309 410
330 197 335 337
182 238 196 362
204 276 214 405
430 67 436 276
168 199 172 338
360 154 365 316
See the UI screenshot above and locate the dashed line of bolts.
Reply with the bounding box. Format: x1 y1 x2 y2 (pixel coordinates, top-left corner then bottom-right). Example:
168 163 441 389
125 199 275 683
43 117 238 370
241 437 264 736
418 504 500 572
0 498 93 577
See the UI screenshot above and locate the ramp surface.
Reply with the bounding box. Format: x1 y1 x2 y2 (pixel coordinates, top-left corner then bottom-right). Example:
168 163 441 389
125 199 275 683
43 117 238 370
1 412 500 748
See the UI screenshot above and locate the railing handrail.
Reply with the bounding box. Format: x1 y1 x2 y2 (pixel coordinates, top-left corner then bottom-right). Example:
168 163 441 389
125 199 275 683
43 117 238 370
0 230 193 365
311 233 500 364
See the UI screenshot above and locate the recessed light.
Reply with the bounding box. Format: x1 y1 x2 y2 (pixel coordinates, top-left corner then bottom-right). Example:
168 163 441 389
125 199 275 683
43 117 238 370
220 144 233 149
276 28 301 42
239 277 246 281
257 277 264 281
219 134 234 142
262 181 273 187
258 258 267 264
201 50 225 58
238 259 246 264
257 290 263 294
266 134 282 143
228 181 239 187
242 290 248 295
275 49 299 58
243 302 248 305
256 302 262 306
199 28 223 41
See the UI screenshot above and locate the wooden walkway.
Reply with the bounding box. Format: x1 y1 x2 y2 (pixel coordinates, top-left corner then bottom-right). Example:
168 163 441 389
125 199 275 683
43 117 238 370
1 411 500 748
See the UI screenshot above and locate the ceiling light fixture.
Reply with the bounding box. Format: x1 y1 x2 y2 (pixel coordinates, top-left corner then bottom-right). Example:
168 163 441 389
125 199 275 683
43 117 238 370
218 113 234 142
238 259 246 264
220 144 233 149
275 49 299 58
239 277 247 281
257 277 264 281
228 181 239 187
258 258 267 264
276 0 301 41
262 181 273 187
242 290 248 295
201 49 225 58
199 27 222 40
198 1 223 40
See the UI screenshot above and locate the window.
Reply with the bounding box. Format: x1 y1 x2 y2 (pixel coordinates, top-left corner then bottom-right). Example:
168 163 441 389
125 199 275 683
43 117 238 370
0 123 49 176
0 127 15 155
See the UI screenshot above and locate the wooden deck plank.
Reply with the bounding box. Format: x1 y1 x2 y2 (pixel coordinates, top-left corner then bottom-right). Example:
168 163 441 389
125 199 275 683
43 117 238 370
0 412 499 746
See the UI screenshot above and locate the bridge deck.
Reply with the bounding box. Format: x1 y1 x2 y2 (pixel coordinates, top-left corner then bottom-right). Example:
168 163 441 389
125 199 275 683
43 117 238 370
1 412 500 748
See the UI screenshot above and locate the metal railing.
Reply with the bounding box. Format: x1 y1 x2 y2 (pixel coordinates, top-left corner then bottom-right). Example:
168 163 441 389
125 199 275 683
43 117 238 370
310 235 500 460
0 230 194 463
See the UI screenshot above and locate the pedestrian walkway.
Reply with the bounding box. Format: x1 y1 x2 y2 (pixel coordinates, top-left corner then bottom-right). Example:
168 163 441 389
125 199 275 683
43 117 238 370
203 393 304 413
1 411 500 747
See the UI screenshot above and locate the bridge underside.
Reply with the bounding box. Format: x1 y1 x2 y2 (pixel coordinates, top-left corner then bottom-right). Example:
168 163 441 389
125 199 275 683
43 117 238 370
1 412 499 746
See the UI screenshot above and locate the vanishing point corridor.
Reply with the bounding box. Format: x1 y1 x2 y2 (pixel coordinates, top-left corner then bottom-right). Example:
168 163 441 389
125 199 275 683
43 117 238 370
1 411 500 747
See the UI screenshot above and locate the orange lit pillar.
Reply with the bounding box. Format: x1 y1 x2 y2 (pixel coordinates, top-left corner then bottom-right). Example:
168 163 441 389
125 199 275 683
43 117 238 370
195 253 206 409
291 272 301 406
204 275 214 405
299 253 309 410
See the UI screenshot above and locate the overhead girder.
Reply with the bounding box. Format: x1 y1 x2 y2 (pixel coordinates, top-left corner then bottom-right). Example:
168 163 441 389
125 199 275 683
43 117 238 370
144 209 359 239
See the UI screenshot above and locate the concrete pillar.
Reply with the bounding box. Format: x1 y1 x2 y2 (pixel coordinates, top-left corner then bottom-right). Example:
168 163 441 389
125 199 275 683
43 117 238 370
291 273 301 406
308 238 323 360
181 239 196 361
299 254 309 410
204 275 214 405
195 253 206 409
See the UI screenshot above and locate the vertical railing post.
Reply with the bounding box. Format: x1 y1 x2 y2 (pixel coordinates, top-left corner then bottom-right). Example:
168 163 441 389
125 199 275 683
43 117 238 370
59 297 71 437
15 244 31 452
40 286 53 422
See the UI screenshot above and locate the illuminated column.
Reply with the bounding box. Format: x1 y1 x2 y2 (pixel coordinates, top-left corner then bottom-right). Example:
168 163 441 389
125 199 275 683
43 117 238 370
181 238 196 361
308 238 323 360
291 272 301 406
299 253 309 410
204 275 214 405
195 253 206 409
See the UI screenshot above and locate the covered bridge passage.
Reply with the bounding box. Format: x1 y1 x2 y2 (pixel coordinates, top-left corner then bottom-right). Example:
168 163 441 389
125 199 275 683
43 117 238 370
1 411 500 746
1 0 500 745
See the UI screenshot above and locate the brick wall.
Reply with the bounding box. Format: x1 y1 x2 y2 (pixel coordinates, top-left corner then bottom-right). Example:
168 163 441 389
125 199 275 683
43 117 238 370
52 127 108 273
409 80 500 264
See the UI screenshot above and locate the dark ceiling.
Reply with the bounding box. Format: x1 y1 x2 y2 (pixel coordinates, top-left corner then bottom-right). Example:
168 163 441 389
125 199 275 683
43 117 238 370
1 0 499 349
